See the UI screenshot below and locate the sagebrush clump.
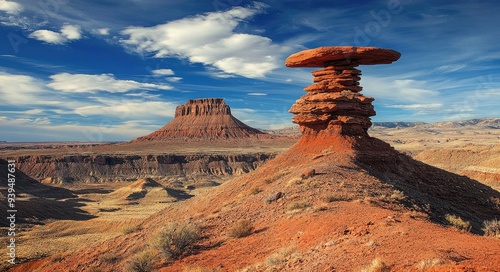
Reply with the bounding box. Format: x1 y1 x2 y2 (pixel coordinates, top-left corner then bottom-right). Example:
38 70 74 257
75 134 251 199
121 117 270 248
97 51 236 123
126 251 155 272
154 221 201 260
482 218 500 237
227 219 254 238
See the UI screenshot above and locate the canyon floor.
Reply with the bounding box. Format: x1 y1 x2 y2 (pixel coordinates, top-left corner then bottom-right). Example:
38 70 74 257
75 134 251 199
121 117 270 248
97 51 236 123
1 119 499 271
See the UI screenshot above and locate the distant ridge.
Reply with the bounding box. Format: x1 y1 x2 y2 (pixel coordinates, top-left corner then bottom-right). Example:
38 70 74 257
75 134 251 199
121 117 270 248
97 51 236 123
266 118 500 136
371 121 426 129
133 98 266 141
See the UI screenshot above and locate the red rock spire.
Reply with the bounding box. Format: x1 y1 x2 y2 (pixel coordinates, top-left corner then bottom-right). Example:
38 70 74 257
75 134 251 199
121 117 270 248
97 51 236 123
285 46 400 137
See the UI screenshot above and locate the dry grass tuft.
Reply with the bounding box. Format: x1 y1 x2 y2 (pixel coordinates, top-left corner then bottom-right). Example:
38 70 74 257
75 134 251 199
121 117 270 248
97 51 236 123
265 245 298 267
445 214 471 232
250 186 262 195
359 258 389 272
227 219 254 238
417 258 442 270
390 190 406 201
126 250 155 272
287 177 303 187
482 218 500 237
322 193 351 203
287 201 311 211
122 224 142 235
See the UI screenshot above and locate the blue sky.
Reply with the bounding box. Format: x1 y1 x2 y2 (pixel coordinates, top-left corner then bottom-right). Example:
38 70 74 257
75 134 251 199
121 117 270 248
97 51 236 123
0 0 499 141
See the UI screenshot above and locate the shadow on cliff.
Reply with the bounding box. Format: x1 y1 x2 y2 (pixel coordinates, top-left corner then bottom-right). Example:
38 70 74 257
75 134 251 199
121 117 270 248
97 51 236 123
0 159 95 226
355 137 500 234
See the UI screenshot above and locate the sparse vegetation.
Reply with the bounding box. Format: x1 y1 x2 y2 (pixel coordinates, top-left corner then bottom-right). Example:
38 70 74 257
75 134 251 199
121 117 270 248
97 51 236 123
154 221 201 260
482 218 500 237
182 266 222 272
287 177 303 186
250 186 262 195
265 245 298 266
227 219 254 238
390 190 406 201
445 214 471 232
264 170 290 184
51 255 64 263
417 258 442 270
122 224 142 235
126 251 155 272
99 252 120 264
359 258 388 272
287 201 311 211
322 192 351 202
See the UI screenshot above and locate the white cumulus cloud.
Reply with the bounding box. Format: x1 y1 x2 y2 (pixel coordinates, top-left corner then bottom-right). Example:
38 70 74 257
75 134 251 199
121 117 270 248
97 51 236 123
95 27 110 36
120 2 288 78
47 73 173 93
0 0 23 14
29 24 82 44
152 69 175 76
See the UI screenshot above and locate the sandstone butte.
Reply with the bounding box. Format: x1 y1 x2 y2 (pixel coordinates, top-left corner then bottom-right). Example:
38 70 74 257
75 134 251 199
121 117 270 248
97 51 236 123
134 98 265 141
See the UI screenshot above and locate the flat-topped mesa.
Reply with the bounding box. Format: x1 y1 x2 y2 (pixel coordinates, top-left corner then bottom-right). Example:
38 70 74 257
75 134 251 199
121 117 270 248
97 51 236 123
286 46 400 137
175 98 231 117
133 98 265 141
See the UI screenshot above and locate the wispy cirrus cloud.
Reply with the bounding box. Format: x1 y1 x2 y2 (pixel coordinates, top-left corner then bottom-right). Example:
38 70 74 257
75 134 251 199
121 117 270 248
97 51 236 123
47 73 173 93
120 2 290 78
0 71 179 141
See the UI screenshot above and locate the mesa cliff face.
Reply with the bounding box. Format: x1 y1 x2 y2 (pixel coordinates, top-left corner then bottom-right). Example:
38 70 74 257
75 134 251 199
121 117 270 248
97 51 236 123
134 98 265 141
12 153 274 183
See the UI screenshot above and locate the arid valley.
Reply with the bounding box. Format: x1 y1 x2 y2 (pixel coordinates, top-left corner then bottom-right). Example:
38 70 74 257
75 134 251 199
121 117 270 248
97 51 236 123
1 98 499 271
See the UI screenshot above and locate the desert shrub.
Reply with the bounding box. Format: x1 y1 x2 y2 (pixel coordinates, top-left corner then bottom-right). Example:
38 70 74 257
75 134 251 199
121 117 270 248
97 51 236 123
359 258 388 272
122 224 141 235
155 221 201 260
390 190 406 201
482 218 500 237
322 193 351 203
227 219 254 238
250 186 262 195
288 201 311 211
287 177 303 186
126 251 155 272
445 214 471 232
417 258 442 269
99 252 120 264
264 170 290 184
265 246 297 267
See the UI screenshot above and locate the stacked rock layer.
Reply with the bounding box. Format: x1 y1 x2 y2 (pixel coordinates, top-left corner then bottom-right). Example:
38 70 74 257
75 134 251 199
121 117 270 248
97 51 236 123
286 46 401 137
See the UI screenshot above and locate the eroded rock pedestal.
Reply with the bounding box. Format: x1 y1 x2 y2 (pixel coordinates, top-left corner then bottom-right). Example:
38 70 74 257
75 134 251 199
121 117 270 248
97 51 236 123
286 46 400 139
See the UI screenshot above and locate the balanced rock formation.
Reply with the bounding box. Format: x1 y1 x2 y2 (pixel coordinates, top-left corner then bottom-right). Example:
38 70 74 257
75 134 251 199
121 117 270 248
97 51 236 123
134 98 265 141
286 46 400 138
